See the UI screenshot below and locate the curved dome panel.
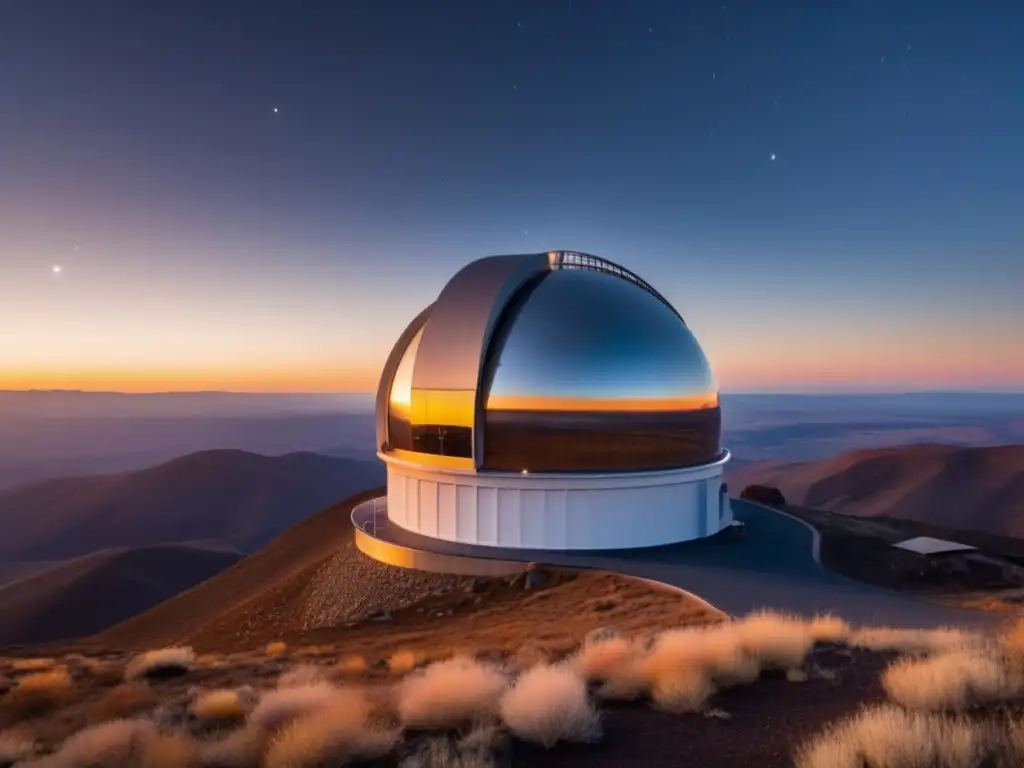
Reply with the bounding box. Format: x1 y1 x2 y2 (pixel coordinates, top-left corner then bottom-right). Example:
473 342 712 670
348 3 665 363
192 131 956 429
480 268 721 472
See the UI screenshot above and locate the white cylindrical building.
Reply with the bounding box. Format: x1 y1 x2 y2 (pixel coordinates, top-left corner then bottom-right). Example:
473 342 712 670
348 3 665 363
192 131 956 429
373 251 731 550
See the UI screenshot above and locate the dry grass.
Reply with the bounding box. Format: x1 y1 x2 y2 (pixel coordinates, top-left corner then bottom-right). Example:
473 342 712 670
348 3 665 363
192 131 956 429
335 655 368 675
39 718 158 766
499 664 600 748
388 649 422 675
197 724 270 767
730 610 815 671
0 730 35 764
398 656 508 729
7 658 56 673
91 683 160 722
849 626 982 656
883 647 1024 712
263 687 397 768
266 641 288 656
808 614 851 644
400 726 505 768
124 646 195 681
3 667 73 718
572 635 649 701
276 664 327 689
189 688 252 722
249 683 344 732
795 704 1003 768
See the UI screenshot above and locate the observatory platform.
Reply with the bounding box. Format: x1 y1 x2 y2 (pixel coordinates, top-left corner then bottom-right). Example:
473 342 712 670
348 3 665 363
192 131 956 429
368 250 732 552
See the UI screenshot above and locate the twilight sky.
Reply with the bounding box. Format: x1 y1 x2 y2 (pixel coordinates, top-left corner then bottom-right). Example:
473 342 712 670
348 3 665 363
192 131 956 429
1 0 1021 393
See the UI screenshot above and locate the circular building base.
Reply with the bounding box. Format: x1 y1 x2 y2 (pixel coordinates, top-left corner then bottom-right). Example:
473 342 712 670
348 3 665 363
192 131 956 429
381 451 732 550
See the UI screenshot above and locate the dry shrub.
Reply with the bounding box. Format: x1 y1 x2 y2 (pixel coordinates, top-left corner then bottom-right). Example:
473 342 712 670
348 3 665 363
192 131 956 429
194 653 222 670
499 664 600 748
86 660 126 687
849 627 980 656
4 667 73 717
795 705 991 768
400 726 504 768
399 657 508 729
91 683 160 722
808 614 850 644
335 655 368 675
0 730 35 764
649 664 716 714
264 694 398 768
999 619 1024 669
276 664 327 689
731 610 813 670
572 636 648 701
8 658 56 673
189 688 252 722
124 647 195 681
40 718 156 766
388 650 421 675
266 641 288 656
249 683 348 733
136 729 198 768
198 724 270 767
882 647 1024 712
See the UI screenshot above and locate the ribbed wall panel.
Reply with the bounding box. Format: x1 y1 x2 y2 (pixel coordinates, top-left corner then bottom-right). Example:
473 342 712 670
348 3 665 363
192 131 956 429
385 460 728 550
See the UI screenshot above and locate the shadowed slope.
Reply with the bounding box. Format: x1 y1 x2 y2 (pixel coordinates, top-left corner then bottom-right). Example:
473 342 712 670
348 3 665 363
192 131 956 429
93 489 385 650
0 543 243 645
729 444 1024 537
0 450 384 560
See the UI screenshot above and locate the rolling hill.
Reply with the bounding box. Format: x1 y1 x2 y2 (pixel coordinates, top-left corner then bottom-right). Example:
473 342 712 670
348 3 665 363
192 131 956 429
0 543 243 646
0 449 384 561
728 444 1024 537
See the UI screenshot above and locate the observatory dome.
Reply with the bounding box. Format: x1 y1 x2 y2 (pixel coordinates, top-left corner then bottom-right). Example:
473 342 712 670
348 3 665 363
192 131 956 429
376 251 722 474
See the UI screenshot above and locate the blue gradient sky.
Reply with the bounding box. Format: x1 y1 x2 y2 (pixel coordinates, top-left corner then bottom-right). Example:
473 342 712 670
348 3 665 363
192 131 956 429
1 0 1021 392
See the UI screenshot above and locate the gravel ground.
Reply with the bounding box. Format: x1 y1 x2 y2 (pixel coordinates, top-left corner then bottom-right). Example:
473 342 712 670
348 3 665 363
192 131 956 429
299 546 477 630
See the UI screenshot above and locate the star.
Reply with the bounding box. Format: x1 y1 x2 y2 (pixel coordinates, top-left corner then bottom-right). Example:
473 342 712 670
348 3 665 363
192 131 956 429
272 107 279 113
770 153 776 161
51 264 63 275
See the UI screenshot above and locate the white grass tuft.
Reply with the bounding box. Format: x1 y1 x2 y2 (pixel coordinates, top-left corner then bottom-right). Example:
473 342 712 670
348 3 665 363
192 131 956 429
124 646 195 681
42 718 157 766
264 696 398 768
399 727 503 768
795 704 989 768
197 724 269 767
849 627 981 656
499 664 601 748
248 683 347 733
731 610 814 670
882 647 1024 711
0 731 35 764
808 614 850 644
276 664 327 689
399 657 509 729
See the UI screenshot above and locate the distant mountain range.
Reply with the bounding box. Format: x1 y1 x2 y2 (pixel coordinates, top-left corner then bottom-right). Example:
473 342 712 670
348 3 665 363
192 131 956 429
0 543 243 646
0 449 384 561
729 444 1024 538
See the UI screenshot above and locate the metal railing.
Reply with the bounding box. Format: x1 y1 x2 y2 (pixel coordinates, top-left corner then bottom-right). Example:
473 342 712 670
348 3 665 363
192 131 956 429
352 496 388 538
547 250 684 322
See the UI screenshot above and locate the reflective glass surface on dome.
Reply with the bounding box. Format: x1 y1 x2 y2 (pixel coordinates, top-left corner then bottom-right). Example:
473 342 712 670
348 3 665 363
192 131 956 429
479 268 721 472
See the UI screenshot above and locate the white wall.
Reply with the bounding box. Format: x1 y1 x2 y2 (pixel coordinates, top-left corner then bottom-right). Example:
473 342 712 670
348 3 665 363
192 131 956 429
384 454 730 550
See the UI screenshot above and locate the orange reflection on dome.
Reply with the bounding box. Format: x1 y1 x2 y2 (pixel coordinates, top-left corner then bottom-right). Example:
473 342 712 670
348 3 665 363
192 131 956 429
486 392 719 412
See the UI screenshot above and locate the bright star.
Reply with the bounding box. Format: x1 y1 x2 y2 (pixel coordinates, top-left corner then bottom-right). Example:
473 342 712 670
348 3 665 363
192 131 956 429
770 153 777 161
272 107 279 113
52 265 63 275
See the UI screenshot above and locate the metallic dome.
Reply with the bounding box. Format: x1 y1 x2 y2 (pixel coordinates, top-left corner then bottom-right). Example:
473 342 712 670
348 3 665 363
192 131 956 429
375 251 722 473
